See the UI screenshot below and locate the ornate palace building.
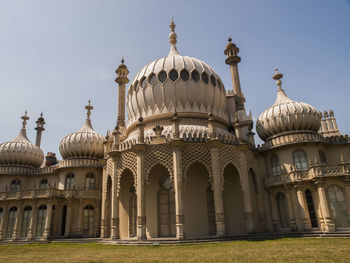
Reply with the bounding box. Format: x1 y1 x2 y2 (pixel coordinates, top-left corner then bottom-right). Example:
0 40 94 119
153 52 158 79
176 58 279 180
0 20 349 242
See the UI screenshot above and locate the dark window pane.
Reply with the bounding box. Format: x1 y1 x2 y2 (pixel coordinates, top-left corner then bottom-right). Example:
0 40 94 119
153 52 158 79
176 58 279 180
202 72 209 84
191 70 200 82
169 69 178 81
180 69 189 81
158 71 167 83
149 73 156 85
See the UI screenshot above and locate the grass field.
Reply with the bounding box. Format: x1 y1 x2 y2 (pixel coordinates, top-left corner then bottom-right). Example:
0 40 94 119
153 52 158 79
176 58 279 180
0 238 349 263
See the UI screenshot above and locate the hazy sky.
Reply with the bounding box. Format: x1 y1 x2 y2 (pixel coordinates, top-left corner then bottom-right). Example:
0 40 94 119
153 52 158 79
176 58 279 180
0 0 349 158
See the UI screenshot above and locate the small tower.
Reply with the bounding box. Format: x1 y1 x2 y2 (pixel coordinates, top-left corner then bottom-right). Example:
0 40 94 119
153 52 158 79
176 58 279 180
224 37 253 143
115 57 130 130
224 37 244 110
35 112 45 148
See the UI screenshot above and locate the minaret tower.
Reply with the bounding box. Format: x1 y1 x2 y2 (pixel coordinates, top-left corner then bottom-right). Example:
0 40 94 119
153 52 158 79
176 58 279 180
224 37 253 143
224 37 245 110
35 112 45 148
115 57 129 131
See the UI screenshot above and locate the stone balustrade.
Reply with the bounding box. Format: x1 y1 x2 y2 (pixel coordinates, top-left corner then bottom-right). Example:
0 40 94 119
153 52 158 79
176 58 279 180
265 163 350 187
0 188 101 201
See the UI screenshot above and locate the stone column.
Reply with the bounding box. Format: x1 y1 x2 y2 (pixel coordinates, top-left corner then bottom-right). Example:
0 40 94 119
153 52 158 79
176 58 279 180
12 204 23 240
30 203 38 239
239 148 255 233
27 204 36 240
315 180 335 232
76 202 83 236
64 202 72 237
111 171 120 239
94 203 101 237
100 172 108 238
284 187 297 231
135 145 146 240
0 206 9 240
209 142 225 237
43 203 53 239
172 142 185 240
268 190 279 231
295 185 310 231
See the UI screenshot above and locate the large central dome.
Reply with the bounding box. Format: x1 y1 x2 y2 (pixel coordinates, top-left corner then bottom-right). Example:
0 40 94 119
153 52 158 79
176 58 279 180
126 20 227 127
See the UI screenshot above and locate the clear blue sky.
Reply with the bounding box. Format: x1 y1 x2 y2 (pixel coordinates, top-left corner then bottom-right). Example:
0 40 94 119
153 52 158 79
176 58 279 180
0 0 349 157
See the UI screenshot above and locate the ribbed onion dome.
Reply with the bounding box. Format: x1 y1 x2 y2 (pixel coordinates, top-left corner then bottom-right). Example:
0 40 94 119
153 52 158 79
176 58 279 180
126 19 227 126
0 112 44 168
59 101 105 159
256 68 321 141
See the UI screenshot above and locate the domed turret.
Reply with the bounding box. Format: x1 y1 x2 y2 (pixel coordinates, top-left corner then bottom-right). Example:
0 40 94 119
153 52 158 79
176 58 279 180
256 68 321 141
0 111 44 168
59 101 105 159
126 19 227 127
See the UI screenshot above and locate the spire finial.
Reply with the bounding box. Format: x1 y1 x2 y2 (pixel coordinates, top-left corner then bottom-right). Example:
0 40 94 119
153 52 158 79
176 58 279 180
228 36 232 43
168 17 179 55
85 100 93 120
121 57 125 64
21 110 29 129
273 67 284 90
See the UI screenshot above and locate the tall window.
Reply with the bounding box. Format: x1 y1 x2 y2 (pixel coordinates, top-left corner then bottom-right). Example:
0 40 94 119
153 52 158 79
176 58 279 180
319 150 327 165
276 193 290 228
10 179 21 191
327 185 350 228
271 154 282 176
83 205 94 236
85 173 95 190
305 190 318 228
39 179 48 189
293 150 308 171
7 207 17 238
65 173 75 189
21 206 32 238
158 175 176 237
36 205 47 237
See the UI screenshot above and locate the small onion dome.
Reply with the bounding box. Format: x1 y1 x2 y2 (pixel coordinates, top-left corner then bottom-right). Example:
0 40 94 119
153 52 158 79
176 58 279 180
256 68 321 141
59 101 105 159
0 111 44 168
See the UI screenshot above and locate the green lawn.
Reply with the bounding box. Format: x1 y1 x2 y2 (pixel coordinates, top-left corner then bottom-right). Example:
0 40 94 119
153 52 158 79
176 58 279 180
0 238 349 263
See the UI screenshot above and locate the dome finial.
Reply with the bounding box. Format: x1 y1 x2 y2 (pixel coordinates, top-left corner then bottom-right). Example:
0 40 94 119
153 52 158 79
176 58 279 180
168 17 179 55
273 67 284 90
85 100 93 120
21 110 29 129
121 57 125 65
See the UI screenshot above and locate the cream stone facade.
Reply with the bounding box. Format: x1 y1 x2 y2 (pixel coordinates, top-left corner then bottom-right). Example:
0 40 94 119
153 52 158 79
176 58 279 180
0 20 349 242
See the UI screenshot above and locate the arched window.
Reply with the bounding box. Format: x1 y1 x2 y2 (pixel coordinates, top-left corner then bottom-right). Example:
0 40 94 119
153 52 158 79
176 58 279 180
293 150 308 171
319 150 327 165
21 206 32 238
271 154 282 176
85 173 95 190
65 173 75 189
83 205 94 236
36 205 47 237
327 185 350 228
305 189 318 228
158 174 176 237
10 179 21 191
39 179 48 189
7 207 18 238
276 193 290 228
